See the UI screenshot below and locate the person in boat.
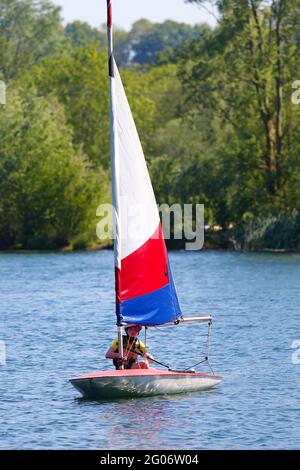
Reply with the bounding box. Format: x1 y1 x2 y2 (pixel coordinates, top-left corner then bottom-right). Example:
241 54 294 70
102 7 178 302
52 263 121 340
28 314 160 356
105 325 154 370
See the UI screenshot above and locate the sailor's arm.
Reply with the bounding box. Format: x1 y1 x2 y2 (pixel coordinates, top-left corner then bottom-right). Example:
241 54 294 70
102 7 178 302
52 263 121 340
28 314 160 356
138 341 154 362
105 346 121 360
142 352 154 362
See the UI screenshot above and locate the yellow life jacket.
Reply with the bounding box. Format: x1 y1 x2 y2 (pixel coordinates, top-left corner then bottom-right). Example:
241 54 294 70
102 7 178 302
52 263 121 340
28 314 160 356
112 335 146 369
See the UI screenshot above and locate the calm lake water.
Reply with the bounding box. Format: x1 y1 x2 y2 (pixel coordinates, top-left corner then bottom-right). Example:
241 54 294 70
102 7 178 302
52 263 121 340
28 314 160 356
1 250 300 450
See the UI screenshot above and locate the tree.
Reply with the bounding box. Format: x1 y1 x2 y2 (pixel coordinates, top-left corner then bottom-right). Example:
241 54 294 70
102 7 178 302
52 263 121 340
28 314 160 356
184 0 300 199
64 21 131 66
30 45 158 168
128 19 211 66
29 46 110 167
0 88 106 249
180 0 300 232
65 20 106 47
0 0 65 80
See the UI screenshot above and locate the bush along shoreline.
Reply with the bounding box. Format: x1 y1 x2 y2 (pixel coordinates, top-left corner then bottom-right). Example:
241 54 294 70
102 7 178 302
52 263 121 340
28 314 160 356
1 210 300 253
167 211 300 253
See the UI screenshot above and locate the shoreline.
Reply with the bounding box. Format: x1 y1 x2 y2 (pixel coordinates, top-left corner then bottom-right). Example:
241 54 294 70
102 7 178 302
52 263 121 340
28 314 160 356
0 245 298 254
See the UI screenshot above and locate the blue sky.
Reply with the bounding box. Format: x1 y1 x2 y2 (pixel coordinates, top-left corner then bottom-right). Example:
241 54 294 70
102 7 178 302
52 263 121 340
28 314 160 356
51 0 218 30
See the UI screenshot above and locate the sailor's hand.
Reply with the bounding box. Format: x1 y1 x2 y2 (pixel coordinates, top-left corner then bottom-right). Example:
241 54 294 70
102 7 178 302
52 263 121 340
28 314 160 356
142 353 154 362
128 352 137 359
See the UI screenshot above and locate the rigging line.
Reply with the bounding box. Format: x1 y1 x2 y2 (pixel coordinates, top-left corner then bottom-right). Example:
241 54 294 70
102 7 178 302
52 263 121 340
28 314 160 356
129 349 206 375
128 348 171 369
205 321 212 358
204 322 217 375
207 359 216 376
124 335 135 359
183 357 209 371
129 349 198 374
181 322 213 372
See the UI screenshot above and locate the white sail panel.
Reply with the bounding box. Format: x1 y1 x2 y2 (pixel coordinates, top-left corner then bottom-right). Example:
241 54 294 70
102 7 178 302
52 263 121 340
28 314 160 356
114 61 160 261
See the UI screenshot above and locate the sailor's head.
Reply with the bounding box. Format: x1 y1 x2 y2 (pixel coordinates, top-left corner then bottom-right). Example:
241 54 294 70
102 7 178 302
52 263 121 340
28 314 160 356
125 325 142 337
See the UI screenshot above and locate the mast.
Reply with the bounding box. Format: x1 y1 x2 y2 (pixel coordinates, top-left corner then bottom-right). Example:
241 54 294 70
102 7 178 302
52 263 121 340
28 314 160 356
106 2 181 327
107 0 123 363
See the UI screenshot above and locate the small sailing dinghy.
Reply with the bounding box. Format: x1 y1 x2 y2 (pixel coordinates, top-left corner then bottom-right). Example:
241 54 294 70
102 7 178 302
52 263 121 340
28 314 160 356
70 0 222 399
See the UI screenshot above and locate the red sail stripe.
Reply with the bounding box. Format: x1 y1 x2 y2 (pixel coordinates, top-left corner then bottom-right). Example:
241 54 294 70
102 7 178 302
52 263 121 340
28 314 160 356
116 224 170 302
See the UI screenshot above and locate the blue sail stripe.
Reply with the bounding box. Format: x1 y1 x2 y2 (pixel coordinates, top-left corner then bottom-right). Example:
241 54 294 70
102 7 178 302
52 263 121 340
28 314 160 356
117 265 182 325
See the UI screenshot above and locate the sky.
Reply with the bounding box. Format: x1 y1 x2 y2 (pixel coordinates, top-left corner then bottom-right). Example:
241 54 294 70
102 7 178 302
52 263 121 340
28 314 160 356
51 0 218 30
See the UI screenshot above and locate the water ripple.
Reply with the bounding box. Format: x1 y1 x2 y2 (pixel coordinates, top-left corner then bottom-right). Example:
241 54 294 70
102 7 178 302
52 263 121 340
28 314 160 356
1 251 300 449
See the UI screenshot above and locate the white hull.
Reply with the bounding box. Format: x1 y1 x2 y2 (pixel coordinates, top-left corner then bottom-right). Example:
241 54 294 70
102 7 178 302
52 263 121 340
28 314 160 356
70 370 222 399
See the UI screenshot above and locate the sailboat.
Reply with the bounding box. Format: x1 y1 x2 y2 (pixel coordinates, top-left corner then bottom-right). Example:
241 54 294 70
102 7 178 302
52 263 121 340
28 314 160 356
70 0 222 399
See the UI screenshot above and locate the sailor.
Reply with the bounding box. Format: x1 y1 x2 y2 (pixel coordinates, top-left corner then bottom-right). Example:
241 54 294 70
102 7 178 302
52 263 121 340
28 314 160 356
105 325 154 370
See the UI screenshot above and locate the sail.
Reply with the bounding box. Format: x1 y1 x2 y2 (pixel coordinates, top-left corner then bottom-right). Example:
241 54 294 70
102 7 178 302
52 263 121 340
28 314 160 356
107 1 181 326
110 61 182 326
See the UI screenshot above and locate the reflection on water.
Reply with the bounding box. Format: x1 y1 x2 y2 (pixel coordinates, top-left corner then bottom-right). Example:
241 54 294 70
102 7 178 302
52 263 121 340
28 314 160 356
99 398 171 449
76 393 203 449
1 251 300 449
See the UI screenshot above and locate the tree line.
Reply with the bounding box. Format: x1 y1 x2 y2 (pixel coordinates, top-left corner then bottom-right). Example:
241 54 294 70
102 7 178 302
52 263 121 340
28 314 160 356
0 0 299 251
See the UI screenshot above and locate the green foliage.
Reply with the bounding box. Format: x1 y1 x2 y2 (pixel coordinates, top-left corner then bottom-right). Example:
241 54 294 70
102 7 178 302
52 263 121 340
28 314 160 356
29 45 160 168
64 21 130 65
0 0 65 80
65 20 106 47
234 211 300 251
63 18 209 67
179 0 300 244
30 45 110 167
1 0 300 251
0 88 107 249
127 19 211 66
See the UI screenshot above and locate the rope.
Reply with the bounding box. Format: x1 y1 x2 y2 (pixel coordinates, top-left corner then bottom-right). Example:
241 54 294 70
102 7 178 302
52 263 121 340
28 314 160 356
206 359 216 376
123 335 136 359
128 348 171 369
175 320 217 375
129 320 217 375
183 357 208 371
205 320 212 358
